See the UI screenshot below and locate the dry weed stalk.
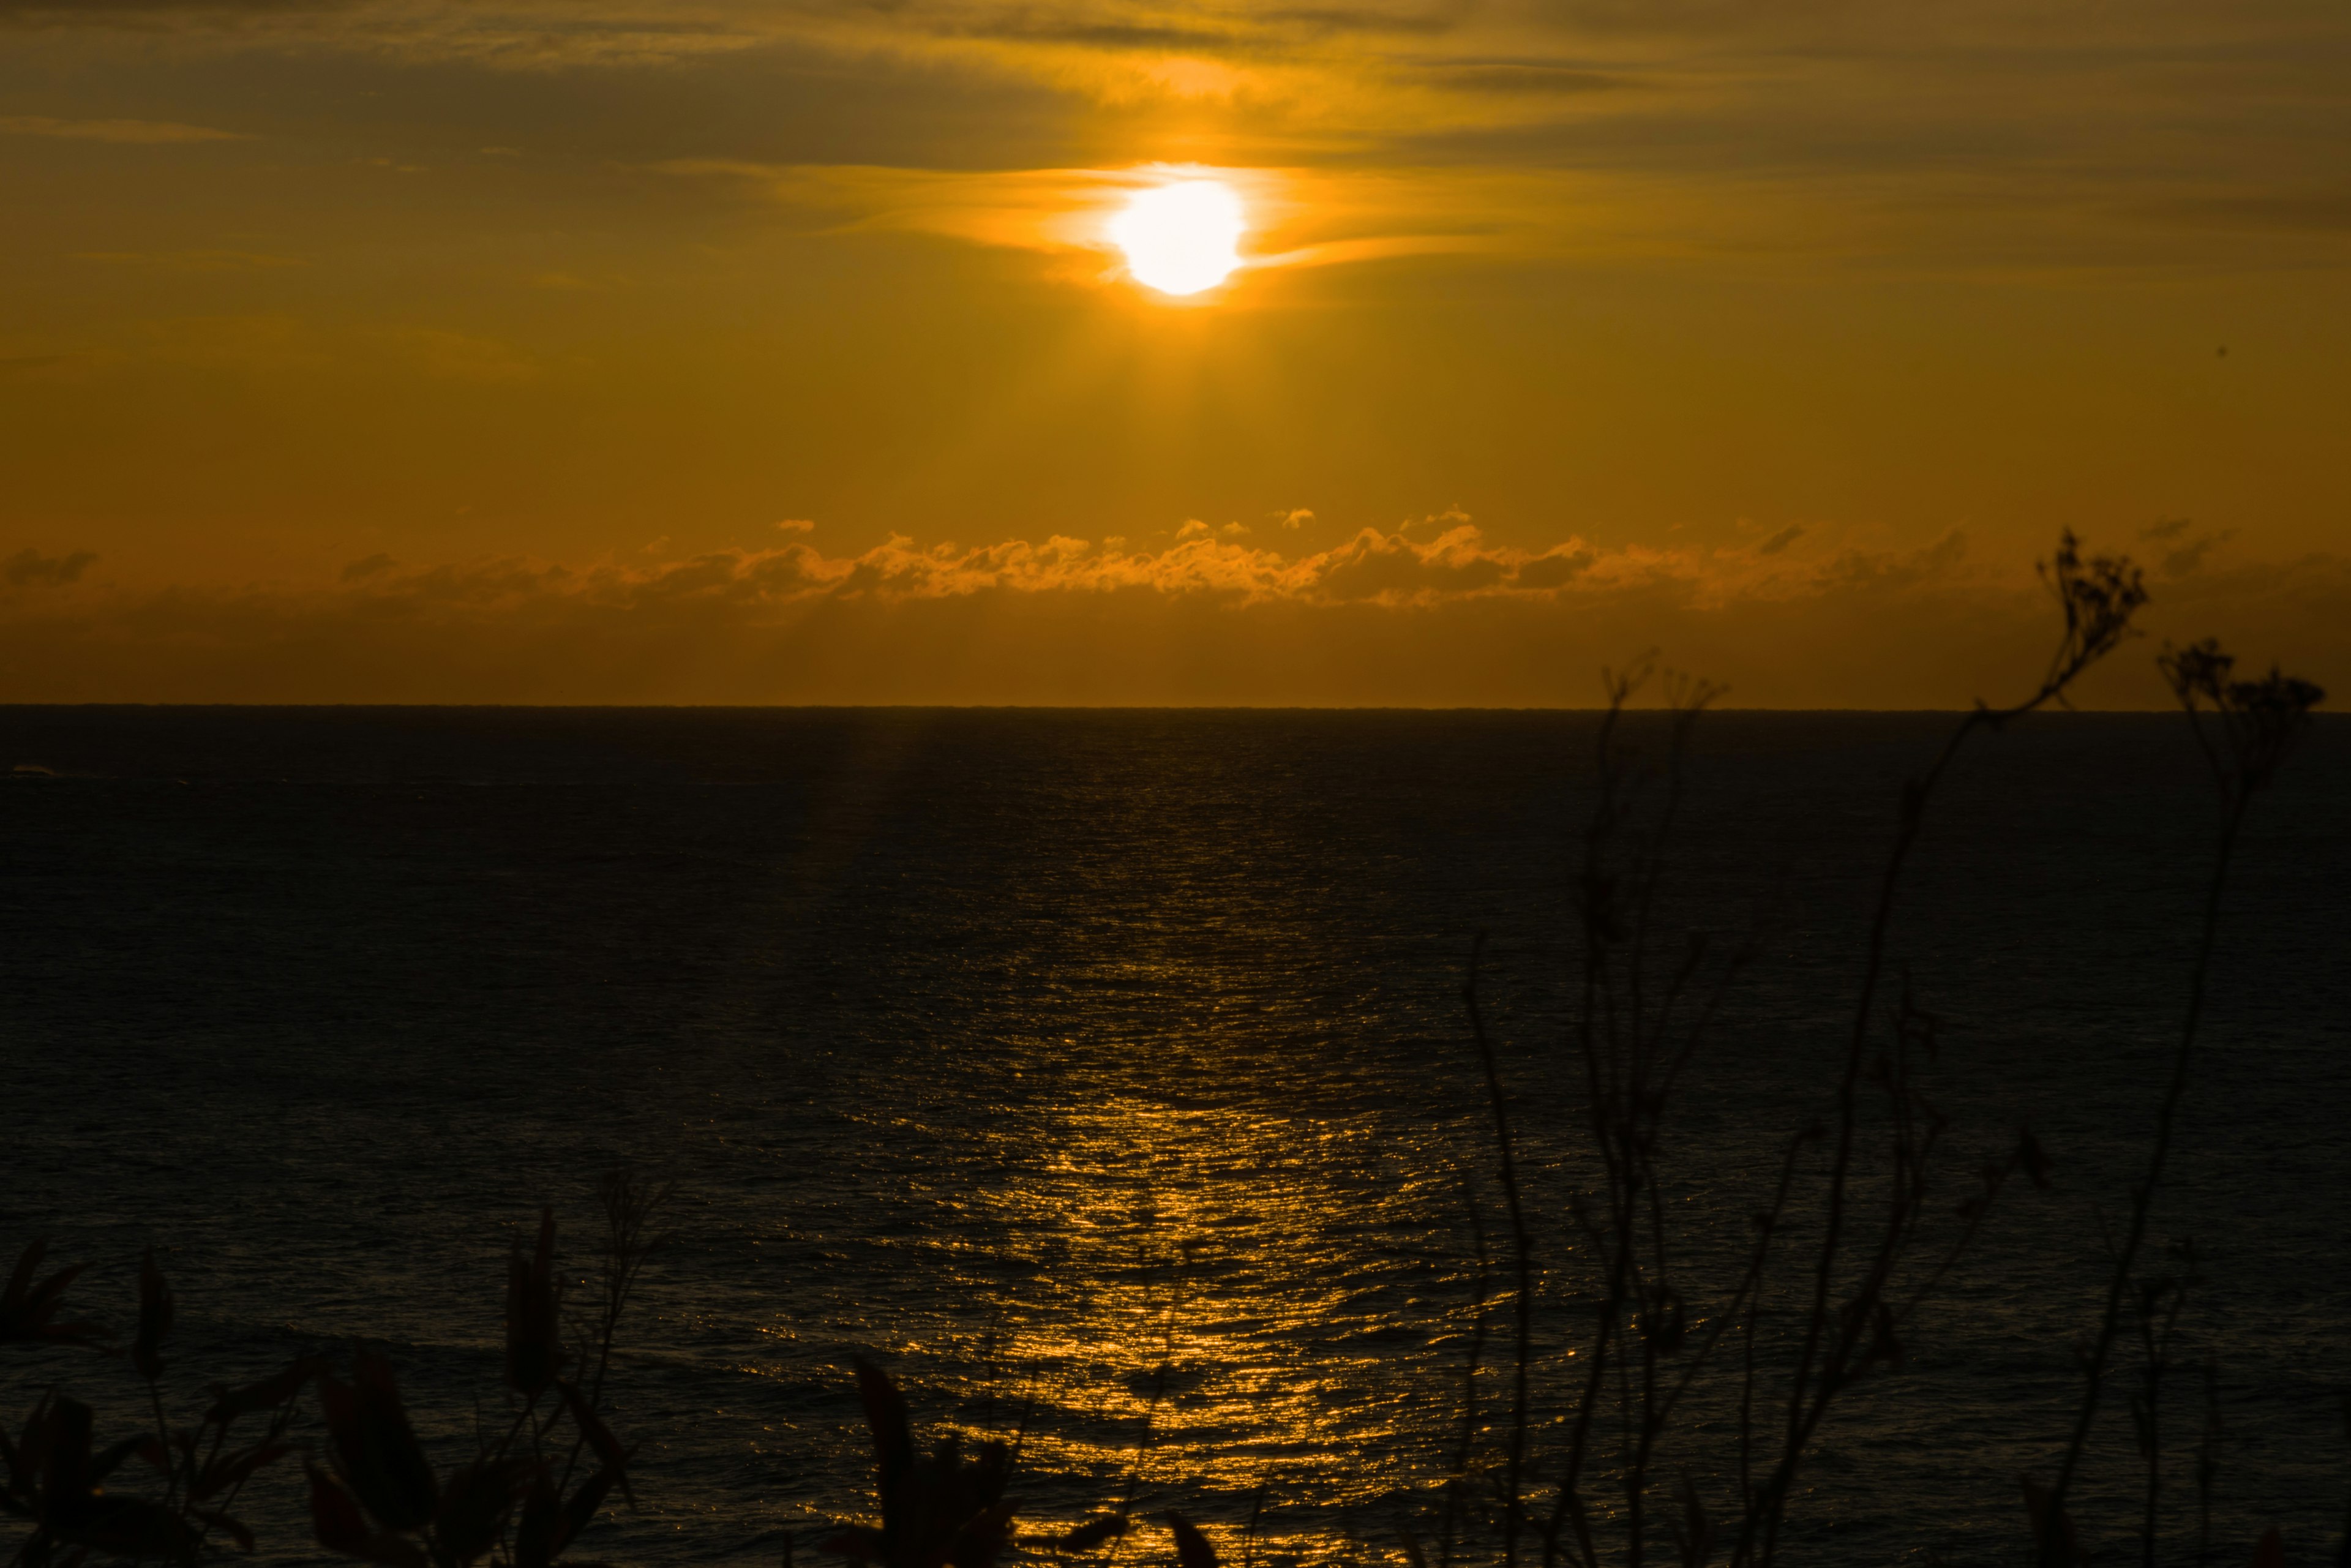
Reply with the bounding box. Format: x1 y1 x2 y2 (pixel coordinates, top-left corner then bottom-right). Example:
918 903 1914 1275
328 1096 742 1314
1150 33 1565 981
2027 643 2325 1568
1450 534 2157 1568
1441 538 2336 1568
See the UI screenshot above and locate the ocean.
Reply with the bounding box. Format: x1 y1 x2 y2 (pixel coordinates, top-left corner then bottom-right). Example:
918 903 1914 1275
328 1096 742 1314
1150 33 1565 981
2 707 2344 1567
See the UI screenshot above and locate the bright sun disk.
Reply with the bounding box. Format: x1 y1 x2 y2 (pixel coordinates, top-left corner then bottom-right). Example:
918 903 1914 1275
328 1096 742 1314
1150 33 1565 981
1109 180 1245 296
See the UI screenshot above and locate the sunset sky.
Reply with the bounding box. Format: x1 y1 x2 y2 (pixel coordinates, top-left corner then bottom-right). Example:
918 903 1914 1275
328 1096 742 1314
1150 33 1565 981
4 0 2347 705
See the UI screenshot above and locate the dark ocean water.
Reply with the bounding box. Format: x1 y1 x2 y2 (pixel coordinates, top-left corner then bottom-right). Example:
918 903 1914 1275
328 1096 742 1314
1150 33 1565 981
2 707 2344 1568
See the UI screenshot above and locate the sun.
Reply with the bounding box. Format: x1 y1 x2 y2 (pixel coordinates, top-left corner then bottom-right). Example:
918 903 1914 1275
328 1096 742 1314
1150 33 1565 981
1109 180 1245 296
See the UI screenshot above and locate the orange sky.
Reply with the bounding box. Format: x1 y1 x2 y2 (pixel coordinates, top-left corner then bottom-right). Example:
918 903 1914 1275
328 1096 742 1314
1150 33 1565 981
3 0 2347 704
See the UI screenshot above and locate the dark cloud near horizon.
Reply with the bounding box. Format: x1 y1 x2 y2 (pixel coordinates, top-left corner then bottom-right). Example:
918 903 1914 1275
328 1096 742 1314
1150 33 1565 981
4 547 97 587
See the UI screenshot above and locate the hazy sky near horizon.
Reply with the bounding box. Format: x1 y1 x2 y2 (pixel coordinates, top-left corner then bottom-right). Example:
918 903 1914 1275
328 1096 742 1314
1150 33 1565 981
4 0 2347 703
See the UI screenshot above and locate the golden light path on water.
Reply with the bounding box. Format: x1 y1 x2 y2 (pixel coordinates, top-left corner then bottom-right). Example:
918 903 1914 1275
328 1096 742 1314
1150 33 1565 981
959 1088 1467 1557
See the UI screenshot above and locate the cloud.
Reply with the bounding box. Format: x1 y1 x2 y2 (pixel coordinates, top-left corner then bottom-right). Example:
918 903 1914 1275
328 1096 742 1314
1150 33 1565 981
75 249 304 270
0 114 249 143
4 547 97 587
13 1 2349 277
371 326 536 383
4 523 2342 707
2136 190 2351 235
94 516 1974 616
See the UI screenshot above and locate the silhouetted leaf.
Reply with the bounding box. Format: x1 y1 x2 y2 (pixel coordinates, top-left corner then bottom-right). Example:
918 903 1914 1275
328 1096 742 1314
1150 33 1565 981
816 1527 887 1562
193 1442 293 1502
558 1381 637 1510
205 1356 328 1427
435 1459 526 1566
0 1240 100 1346
88 1434 150 1484
193 1507 256 1553
506 1209 563 1399
558 1466 620 1555
310 1463 427 1568
1052 1516 1128 1552
515 1472 561 1568
133 1248 173 1382
2249 1528 2282 1568
2018 1129 2054 1191
320 1353 438 1533
854 1357 915 1518
2019 1475 2082 1566
55 1495 197 1560
1165 1511 1218 1568
947 1503 1016 1568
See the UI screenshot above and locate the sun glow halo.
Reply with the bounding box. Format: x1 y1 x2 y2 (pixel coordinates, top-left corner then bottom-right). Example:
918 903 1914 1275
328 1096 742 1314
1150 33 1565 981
1109 179 1245 296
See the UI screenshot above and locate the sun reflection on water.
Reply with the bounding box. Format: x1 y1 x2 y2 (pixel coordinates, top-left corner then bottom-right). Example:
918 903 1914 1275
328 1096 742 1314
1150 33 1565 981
890 1077 1474 1558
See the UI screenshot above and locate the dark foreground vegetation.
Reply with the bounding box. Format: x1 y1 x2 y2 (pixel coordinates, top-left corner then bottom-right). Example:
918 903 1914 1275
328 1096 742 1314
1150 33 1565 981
3 535 2336 1568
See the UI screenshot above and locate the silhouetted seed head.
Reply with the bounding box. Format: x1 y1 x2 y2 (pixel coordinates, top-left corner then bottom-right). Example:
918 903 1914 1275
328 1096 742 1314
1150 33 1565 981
2159 639 2326 800
2039 531 2150 691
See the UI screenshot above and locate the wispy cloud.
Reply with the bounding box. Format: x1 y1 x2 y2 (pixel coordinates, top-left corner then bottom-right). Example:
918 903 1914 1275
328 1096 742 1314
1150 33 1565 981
13 2 2351 274
370 325 536 382
75 248 304 269
0 114 249 143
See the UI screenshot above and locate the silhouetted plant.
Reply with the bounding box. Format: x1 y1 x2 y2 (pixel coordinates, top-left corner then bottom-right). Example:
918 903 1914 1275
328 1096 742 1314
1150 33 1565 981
1433 530 2320 1568
4 1234 319 1567
813 1354 1163 1568
2124 1242 2203 1568
2028 644 2325 1568
818 1357 1016 1568
1442 533 2137 1568
2 1176 660 1568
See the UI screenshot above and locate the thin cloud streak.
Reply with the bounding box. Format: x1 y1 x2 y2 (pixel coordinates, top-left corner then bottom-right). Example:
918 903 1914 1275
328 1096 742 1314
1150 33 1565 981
0 114 252 143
